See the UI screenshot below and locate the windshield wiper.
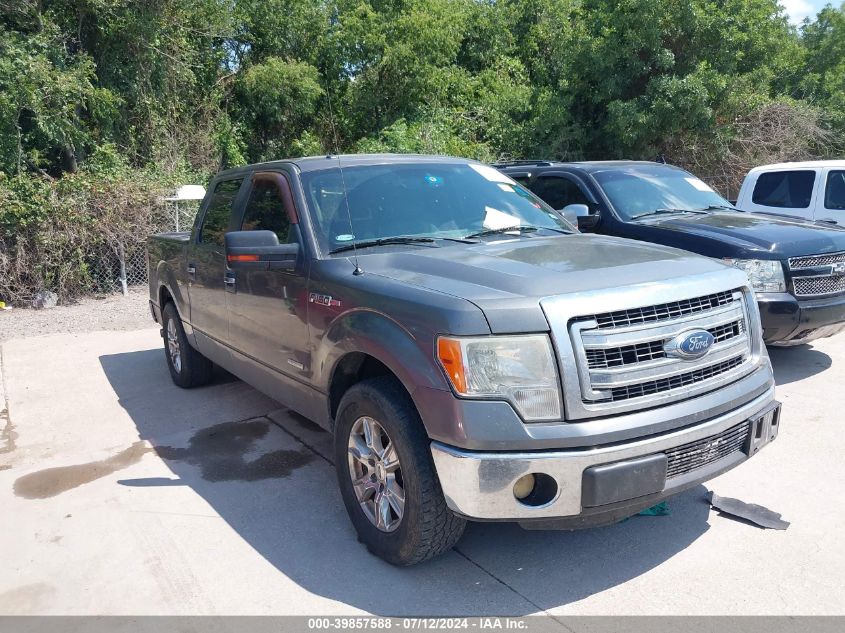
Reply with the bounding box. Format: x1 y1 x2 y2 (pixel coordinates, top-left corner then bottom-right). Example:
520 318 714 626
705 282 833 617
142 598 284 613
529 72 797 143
329 236 435 254
631 208 710 220
464 225 568 239
695 204 740 212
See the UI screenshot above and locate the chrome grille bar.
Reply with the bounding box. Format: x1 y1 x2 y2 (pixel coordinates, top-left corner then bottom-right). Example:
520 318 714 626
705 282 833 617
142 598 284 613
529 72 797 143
788 251 845 269
609 356 744 402
577 290 735 329
585 319 742 370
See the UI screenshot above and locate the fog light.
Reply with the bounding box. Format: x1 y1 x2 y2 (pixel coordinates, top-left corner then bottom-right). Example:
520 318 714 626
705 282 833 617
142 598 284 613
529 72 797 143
513 474 536 500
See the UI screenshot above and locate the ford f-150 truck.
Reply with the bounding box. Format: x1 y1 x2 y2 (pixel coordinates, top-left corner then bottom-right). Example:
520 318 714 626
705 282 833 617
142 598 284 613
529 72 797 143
498 160 845 346
148 154 780 565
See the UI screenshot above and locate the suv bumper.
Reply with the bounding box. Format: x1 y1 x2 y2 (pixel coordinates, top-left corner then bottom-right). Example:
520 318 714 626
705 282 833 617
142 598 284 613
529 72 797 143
430 388 779 524
759 292 845 346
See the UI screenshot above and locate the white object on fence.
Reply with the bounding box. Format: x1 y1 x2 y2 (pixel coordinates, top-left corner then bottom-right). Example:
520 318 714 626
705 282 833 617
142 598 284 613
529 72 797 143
164 185 206 233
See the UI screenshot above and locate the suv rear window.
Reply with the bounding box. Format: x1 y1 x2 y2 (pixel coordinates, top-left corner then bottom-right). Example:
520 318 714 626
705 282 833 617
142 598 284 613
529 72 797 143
752 170 815 209
200 178 243 245
825 170 845 210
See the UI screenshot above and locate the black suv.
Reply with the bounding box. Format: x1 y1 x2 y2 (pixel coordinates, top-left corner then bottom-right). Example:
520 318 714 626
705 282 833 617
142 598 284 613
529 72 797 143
497 160 845 346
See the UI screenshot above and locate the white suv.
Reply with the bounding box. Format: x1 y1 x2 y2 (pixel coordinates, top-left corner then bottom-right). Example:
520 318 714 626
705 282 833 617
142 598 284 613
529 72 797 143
736 160 845 225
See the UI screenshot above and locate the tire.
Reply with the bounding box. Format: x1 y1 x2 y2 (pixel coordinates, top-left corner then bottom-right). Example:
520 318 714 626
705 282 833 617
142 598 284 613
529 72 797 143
334 376 466 565
161 301 214 388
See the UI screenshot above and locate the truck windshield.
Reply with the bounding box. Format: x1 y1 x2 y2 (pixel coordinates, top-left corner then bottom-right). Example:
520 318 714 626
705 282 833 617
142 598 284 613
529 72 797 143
300 162 573 254
593 167 733 221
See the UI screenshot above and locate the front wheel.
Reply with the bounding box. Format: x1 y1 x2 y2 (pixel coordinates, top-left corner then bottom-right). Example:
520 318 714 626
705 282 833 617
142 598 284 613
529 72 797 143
334 376 466 565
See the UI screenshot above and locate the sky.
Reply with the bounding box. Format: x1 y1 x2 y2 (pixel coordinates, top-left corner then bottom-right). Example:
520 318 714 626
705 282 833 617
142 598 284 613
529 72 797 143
781 0 838 25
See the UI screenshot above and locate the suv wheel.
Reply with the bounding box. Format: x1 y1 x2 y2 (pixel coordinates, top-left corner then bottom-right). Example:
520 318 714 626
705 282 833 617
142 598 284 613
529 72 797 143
161 302 214 388
334 376 466 565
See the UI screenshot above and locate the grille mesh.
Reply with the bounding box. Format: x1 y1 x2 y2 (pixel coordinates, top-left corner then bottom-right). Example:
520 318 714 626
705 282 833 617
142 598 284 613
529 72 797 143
585 320 743 370
789 251 845 269
793 275 845 297
581 290 736 330
586 340 665 369
711 320 742 342
665 420 749 479
607 356 744 401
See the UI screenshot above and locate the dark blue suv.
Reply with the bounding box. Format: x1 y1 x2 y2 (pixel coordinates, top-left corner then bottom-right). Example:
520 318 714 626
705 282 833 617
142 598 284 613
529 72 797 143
498 160 845 346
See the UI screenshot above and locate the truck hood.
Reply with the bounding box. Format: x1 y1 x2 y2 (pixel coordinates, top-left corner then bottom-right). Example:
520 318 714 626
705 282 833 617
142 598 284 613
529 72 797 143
634 211 845 258
360 234 740 333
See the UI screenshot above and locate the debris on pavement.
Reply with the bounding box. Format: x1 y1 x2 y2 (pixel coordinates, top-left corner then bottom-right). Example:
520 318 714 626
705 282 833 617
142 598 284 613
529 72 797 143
637 501 670 516
619 501 671 522
707 491 790 530
31 291 58 310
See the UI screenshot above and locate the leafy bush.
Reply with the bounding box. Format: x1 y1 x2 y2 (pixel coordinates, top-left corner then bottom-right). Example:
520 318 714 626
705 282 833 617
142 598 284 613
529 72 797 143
0 147 206 304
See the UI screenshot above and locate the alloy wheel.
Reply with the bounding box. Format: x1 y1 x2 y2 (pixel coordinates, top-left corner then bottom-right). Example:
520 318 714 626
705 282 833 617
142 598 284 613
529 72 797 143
166 318 182 374
347 416 405 532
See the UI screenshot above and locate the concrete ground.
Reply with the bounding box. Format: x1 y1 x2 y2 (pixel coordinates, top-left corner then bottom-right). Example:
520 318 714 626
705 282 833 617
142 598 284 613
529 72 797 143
0 327 842 616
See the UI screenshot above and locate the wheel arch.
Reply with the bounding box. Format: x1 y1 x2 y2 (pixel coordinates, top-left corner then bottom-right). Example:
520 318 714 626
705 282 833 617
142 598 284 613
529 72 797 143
320 310 450 431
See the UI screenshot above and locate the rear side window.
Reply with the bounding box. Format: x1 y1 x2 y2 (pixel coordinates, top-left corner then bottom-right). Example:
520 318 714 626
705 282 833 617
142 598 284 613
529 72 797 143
241 179 292 242
200 178 243 245
825 171 845 210
531 176 589 210
751 170 815 209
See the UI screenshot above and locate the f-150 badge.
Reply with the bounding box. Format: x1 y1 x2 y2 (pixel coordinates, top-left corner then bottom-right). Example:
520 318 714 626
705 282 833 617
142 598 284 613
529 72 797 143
309 292 342 307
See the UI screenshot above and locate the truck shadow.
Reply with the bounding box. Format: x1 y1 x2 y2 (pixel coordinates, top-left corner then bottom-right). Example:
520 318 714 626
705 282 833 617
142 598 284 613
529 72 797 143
767 344 832 385
100 347 712 615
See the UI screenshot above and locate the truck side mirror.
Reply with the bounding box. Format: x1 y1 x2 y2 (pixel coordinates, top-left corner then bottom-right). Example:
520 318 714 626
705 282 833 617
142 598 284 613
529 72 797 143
562 204 599 230
225 230 299 271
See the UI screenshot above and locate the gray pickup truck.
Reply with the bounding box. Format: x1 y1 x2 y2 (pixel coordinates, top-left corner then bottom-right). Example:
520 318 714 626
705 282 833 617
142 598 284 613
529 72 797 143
148 154 781 565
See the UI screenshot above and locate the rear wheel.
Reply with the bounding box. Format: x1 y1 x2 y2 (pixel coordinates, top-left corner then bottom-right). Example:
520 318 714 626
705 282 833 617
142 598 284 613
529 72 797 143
161 302 214 388
334 376 466 565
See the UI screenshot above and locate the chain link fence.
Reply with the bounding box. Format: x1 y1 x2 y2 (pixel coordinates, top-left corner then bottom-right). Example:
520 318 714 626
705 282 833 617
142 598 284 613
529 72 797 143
88 200 200 295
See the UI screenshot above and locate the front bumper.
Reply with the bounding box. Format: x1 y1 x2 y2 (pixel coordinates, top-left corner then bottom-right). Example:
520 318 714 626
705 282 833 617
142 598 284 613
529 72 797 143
758 292 845 345
430 387 779 525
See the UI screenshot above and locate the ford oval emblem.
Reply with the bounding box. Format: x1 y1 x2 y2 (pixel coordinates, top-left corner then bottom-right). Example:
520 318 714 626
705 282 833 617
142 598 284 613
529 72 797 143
664 329 715 360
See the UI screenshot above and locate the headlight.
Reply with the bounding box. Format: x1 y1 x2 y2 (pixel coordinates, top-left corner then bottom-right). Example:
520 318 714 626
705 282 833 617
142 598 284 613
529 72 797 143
724 259 786 293
436 334 561 421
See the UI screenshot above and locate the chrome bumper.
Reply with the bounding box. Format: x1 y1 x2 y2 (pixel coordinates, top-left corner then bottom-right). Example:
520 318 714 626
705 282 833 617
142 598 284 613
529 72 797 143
430 386 779 521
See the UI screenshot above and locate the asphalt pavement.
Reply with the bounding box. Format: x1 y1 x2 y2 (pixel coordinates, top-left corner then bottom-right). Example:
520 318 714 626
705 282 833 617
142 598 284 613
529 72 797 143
0 328 841 615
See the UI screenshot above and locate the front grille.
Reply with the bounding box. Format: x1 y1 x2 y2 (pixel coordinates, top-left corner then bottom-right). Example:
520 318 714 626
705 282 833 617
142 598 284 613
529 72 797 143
585 319 743 370
665 420 750 479
794 275 845 297
586 340 665 369
789 251 845 269
711 320 742 342
581 290 736 329
608 356 744 402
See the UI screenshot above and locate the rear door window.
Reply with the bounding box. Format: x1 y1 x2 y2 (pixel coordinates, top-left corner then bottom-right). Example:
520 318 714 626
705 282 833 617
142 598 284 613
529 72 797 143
200 178 243 245
751 170 815 209
531 176 590 210
825 171 845 210
241 179 292 242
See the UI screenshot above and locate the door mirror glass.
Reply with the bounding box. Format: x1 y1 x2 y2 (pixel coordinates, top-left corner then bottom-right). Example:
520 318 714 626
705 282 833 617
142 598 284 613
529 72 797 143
562 203 598 230
225 230 299 270
563 203 591 218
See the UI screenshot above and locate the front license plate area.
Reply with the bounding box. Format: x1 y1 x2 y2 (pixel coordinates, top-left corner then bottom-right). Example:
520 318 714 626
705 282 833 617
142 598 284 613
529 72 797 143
745 401 782 457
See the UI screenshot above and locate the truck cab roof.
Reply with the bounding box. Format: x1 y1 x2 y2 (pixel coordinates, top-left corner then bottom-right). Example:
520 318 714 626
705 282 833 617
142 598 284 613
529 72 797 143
214 154 476 180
